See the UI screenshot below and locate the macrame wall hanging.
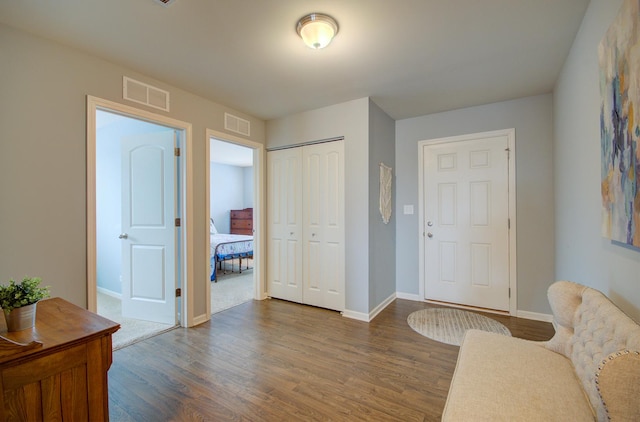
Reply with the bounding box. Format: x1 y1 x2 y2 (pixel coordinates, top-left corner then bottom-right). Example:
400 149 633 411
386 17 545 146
379 163 392 224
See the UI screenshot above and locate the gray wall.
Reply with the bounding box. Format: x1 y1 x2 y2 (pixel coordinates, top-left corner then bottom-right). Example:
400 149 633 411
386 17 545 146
210 163 248 234
368 100 397 309
554 0 639 321
243 167 254 209
395 94 555 314
266 98 371 314
0 24 265 319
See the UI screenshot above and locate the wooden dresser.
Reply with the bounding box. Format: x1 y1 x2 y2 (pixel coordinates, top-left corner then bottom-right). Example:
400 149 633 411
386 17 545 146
230 208 253 235
0 297 120 421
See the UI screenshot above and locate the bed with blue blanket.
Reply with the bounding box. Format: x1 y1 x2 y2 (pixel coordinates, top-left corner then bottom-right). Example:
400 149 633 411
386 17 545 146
210 222 253 282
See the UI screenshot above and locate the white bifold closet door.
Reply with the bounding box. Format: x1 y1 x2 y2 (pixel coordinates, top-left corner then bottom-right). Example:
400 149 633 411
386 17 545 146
266 147 304 303
267 140 345 312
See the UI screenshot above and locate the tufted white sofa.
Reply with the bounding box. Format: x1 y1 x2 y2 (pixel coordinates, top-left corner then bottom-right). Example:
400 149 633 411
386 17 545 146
441 280 640 421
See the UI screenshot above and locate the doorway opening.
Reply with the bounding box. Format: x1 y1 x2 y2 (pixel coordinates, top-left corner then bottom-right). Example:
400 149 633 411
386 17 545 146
95 110 179 349
87 96 195 349
206 130 265 317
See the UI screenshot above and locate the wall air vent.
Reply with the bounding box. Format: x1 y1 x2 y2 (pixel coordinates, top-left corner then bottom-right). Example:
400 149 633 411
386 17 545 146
123 76 170 112
224 113 251 137
154 0 176 7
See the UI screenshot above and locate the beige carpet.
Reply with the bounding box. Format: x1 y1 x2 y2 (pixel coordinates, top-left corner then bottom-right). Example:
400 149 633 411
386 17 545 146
407 308 511 346
97 266 253 349
97 293 177 351
211 268 254 314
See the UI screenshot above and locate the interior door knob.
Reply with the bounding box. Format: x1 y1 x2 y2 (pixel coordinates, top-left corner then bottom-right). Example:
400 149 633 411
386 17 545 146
427 232 433 238
119 233 129 239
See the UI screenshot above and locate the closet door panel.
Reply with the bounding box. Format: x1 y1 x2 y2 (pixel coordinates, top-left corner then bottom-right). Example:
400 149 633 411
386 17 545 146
323 144 345 311
267 148 303 302
303 141 345 311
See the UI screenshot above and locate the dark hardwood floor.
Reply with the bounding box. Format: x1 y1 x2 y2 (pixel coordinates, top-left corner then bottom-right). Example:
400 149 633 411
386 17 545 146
108 298 555 421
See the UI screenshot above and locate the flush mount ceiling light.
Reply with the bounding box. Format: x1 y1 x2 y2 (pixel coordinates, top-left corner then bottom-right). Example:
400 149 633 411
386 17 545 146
296 13 339 49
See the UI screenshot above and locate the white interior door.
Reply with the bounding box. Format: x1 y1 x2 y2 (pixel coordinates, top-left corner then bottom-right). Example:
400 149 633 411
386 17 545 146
423 135 510 311
302 141 345 311
267 147 303 303
121 130 177 324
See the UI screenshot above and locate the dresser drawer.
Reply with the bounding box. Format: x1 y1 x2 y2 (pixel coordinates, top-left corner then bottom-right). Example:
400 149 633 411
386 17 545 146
230 210 252 220
231 220 252 229
231 228 253 235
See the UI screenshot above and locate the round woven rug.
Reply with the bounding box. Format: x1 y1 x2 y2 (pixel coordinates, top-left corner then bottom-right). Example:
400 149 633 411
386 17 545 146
407 308 511 346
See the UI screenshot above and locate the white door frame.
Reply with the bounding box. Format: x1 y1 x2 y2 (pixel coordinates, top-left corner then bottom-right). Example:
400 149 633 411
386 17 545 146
418 128 517 315
205 129 266 319
86 95 195 327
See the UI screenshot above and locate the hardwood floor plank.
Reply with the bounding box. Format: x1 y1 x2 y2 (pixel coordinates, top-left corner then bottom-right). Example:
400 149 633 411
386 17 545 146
109 298 554 421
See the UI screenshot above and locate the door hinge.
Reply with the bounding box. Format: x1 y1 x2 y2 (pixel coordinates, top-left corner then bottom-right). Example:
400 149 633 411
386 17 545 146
175 218 181 227
175 147 181 156
508 218 511 229
508 288 511 298
175 288 182 297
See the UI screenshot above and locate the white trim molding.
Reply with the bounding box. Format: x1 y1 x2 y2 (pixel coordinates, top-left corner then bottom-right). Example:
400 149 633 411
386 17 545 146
204 129 266 322
86 95 194 328
516 310 553 322
396 292 423 301
342 292 396 322
417 128 517 315
342 309 370 322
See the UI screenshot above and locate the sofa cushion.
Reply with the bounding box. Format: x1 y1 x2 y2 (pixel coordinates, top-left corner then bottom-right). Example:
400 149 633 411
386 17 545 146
442 330 595 421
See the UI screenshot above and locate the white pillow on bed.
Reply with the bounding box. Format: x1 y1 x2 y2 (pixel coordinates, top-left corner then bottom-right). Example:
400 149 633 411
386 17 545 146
210 218 218 234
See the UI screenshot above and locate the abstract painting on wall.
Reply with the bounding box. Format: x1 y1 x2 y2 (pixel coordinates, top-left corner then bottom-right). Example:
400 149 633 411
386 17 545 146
599 0 640 248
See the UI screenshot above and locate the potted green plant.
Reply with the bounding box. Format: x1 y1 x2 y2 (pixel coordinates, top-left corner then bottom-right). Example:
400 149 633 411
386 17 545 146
0 276 50 332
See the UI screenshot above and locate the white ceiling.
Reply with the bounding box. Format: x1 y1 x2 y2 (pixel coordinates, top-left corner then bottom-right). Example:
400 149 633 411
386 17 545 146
0 0 590 121
210 139 253 167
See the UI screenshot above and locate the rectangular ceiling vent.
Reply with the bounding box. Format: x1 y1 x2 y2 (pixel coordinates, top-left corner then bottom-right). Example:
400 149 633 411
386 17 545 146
154 0 177 7
123 76 170 112
224 113 251 137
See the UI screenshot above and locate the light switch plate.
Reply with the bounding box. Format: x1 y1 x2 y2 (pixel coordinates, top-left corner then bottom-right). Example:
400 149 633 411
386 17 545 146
403 205 414 215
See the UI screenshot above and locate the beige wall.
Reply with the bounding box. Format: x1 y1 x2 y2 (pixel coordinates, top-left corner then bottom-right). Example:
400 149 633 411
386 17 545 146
0 24 265 321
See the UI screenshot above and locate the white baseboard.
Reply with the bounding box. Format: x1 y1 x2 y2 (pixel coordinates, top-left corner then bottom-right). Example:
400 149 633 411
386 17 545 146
342 292 396 322
394 291 554 323
97 287 121 299
516 310 553 322
369 292 396 321
396 292 423 301
342 309 370 322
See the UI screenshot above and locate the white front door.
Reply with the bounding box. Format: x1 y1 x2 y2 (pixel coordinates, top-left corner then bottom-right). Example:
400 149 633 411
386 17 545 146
121 130 177 324
267 147 303 303
423 134 511 311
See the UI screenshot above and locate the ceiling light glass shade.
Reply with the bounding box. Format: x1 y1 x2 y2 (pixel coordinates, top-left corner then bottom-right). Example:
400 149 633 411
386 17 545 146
296 13 339 49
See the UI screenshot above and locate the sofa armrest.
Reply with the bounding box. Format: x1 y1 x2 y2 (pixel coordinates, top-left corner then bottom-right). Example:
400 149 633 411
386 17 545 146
545 280 587 355
596 350 640 421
